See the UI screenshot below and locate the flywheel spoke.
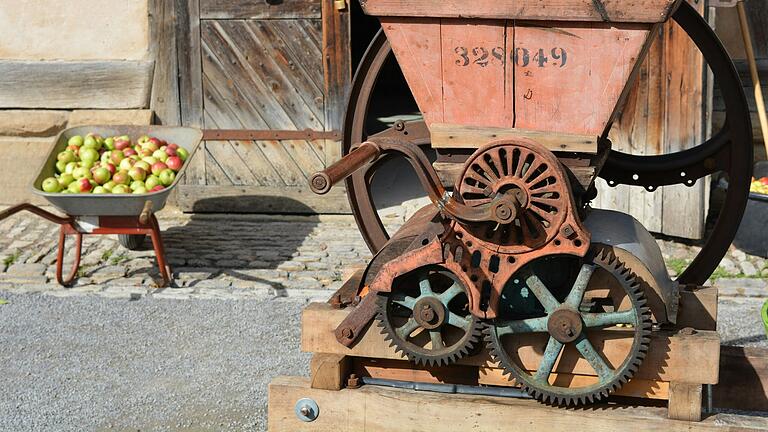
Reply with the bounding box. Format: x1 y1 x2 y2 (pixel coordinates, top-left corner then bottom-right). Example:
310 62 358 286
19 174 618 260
496 316 550 336
565 264 596 308
575 335 614 381
447 312 472 330
525 274 561 313
392 295 417 310
581 310 637 328
439 283 464 303
396 318 420 340
533 337 564 383
430 330 444 348
418 273 433 296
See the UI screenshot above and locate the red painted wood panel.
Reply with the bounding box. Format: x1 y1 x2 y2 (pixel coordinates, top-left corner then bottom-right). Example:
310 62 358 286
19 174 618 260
513 22 651 135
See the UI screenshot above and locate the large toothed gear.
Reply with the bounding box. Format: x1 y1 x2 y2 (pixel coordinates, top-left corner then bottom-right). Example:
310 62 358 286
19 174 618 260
485 247 652 405
376 266 485 367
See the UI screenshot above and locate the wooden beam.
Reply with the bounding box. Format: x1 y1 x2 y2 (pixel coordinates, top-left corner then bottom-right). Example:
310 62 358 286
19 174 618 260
430 123 598 153
322 0 351 166
268 375 768 431
301 302 720 384
200 0 321 19
175 185 351 214
310 354 350 391
358 0 682 23
0 61 153 109
668 382 703 422
149 0 181 125
714 346 768 412
176 0 203 127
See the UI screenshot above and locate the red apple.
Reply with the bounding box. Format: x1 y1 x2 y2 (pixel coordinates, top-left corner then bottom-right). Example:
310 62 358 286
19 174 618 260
77 178 93 193
92 167 111 185
167 143 179 151
128 166 147 182
104 163 116 176
114 139 131 151
123 148 137 157
166 156 183 171
112 170 130 185
151 161 168 176
150 185 165 192
165 146 177 156
760 177 768 186
110 150 125 165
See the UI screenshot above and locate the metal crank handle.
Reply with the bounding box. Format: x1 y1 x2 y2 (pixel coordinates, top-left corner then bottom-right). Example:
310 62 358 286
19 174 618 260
309 141 381 195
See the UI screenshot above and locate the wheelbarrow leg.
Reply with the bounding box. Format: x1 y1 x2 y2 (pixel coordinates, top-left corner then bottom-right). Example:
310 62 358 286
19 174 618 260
56 225 83 287
148 215 172 287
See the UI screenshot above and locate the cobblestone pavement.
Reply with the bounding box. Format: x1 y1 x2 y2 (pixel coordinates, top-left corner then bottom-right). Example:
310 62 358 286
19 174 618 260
0 199 766 301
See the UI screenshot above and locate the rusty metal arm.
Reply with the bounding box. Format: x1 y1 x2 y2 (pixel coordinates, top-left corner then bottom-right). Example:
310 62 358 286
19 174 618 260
0 202 71 225
309 138 517 224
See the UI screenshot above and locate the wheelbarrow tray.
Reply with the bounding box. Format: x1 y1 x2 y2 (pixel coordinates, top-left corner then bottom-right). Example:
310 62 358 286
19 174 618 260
31 125 202 217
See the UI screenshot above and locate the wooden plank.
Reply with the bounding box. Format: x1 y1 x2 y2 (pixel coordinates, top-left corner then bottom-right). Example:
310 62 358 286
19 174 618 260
322 0 351 135
205 140 261 185
149 0 181 125
478 367 670 400
380 18 444 126
440 19 511 128
201 0 321 19
310 354 350 391
513 22 651 136
301 302 720 384
268 375 768 432
68 110 154 127
714 346 768 412
430 123 598 153
176 0 203 127
353 358 479 386
0 61 153 109
358 0 683 23
176 184 350 213
677 287 717 331
668 382 702 421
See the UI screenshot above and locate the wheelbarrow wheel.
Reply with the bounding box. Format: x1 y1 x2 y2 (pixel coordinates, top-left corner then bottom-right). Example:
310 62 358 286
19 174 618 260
119 234 146 251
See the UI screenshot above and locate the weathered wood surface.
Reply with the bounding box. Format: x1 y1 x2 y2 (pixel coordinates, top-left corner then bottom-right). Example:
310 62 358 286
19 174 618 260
176 0 203 127
430 123 598 153
201 0 321 19
359 0 682 23
268 375 768 432
668 382 703 421
321 0 351 165
175 184 349 213
594 0 708 239
0 61 153 109
714 346 768 412
149 0 181 125
301 302 720 384
310 353 350 391
713 59 768 151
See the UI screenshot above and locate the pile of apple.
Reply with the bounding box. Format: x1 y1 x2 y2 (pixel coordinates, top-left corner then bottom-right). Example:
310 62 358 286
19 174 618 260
751 176 768 196
41 133 189 194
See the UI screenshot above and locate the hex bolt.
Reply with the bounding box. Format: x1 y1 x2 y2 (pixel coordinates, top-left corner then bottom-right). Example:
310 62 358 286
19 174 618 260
680 327 697 336
394 120 406 131
341 327 354 339
300 406 311 417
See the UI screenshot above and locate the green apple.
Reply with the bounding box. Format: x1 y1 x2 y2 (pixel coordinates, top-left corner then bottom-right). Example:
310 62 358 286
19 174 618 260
102 181 116 192
142 156 158 165
92 186 108 194
55 160 67 173
119 158 135 172
67 135 84 147
80 160 94 169
152 149 169 162
65 162 78 174
112 184 130 194
92 167 111 185
112 170 130 185
145 175 161 190
79 148 99 165
130 180 145 191
176 147 189 162
104 137 116 151
58 173 75 187
158 168 176 186
128 167 147 182
57 150 76 164
100 151 111 165
83 135 101 150
67 181 81 193
132 186 148 194
134 161 151 172
72 166 92 180
42 177 61 193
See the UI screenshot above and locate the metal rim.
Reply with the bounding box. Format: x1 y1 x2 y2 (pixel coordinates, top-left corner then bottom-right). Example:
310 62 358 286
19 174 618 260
345 6 753 278
376 266 484 367
486 247 652 405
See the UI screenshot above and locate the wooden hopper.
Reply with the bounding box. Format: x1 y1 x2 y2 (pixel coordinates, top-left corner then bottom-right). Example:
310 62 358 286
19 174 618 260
360 0 683 141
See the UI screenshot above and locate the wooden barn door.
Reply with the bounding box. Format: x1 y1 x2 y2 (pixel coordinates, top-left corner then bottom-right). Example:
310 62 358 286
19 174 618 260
175 0 351 214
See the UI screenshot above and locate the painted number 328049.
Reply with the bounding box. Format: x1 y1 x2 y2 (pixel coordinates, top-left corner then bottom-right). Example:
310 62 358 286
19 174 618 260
454 47 568 68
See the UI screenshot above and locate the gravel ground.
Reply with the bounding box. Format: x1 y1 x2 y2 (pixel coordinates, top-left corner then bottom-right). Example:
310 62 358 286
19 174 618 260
0 292 310 432
1 291 766 431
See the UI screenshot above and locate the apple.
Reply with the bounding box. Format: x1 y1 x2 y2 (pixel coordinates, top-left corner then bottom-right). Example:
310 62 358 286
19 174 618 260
42 177 61 193
112 170 130 185
104 163 116 176
80 160 94 170
128 166 147 182
55 160 67 173
159 168 176 186
103 181 116 192
123 148 137 157
152 149 169 162
74 178 92 193
92 186 108 194
151 161 168 176
79 148 99 165
134 161 151 172
112 184 130 194
142 156 158 165
83 135 101 150
145 175 161 190
132 186 148 194
58 173 75 187
144 140 160 152
138 147 153 158
760 177 768 186
176 147 189 162
104 137 116 151
72 166 92 180
119 158 135 172
110 150 125 165
114 139 131 151
58 150 76 164
92 167 111 185
130 180 146 191
137 135 151 145
67 181 81 193
166 156 183 171
165 146 177 157
65 162 78 174
66 145 81 155
68 135 84 147
167 143 179 151
150 185 165 193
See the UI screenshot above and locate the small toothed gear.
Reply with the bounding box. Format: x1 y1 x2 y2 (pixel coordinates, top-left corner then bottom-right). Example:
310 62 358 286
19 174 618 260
485 246 652 405
376 266 484 367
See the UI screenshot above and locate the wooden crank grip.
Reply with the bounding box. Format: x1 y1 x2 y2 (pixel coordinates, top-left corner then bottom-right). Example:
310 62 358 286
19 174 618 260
139 201 154 225
309 142 381 194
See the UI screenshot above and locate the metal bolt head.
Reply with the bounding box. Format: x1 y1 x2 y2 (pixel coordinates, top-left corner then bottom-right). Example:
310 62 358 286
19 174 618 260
394 120 405 131
295 398 319 422
341 327 354 339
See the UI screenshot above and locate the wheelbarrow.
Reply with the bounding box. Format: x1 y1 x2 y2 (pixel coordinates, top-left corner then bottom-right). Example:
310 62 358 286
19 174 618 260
0 125 203 287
